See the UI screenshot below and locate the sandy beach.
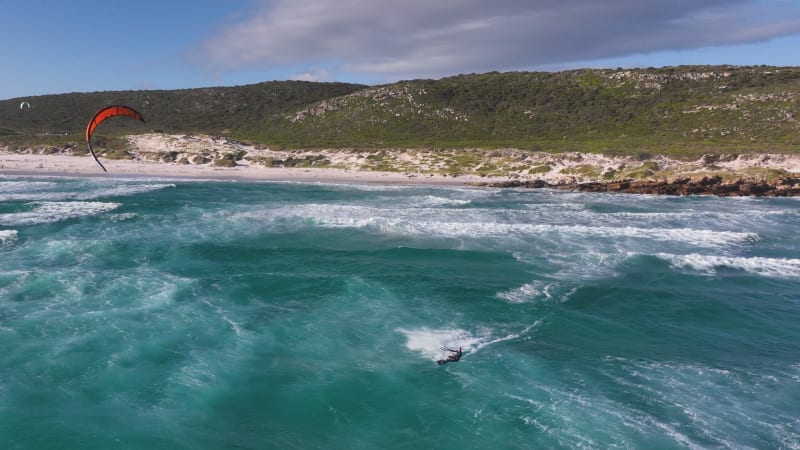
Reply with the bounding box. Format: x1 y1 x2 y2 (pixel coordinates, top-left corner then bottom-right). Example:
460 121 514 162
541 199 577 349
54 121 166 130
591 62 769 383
0 152 475 185
2 133 800 188
0 134 496 185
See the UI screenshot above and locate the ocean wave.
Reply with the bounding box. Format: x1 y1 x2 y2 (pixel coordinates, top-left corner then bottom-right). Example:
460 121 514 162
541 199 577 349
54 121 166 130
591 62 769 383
266 203 759 250
0 229 18 245
0 181 174 202
600 358 799 447
656 253 800 278
327 183 423 192
554 225 758 248
108 213 138 221
77 183 176 200
408 195 472 207
0 202 121 225
524 202 586 211
509 357 788 449
496 281 558 303
335 183 498 197
0 180 58 192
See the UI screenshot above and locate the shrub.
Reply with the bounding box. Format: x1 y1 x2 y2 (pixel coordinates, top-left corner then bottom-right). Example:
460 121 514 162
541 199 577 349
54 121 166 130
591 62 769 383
104 149 134 160
529 164 552 174
213 154 238 167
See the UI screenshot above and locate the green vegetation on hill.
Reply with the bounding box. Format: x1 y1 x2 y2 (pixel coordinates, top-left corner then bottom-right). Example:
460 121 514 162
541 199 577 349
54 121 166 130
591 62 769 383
2 66 799 156
0 81 366 145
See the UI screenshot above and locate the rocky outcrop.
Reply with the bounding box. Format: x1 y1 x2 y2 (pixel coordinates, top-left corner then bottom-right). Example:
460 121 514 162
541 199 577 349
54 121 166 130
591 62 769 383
482 176 800 197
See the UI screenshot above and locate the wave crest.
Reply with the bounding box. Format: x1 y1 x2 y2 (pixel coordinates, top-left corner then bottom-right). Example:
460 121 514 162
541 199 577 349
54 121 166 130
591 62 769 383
0 202 121 225
657 253 800 278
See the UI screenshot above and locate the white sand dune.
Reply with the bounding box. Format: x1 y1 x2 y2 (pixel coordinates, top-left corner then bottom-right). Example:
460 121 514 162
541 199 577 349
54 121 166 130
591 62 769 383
2 133 799 186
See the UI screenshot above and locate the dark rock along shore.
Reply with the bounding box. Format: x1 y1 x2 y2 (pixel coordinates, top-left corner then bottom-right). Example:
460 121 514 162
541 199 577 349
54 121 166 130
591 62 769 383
483 176 800 197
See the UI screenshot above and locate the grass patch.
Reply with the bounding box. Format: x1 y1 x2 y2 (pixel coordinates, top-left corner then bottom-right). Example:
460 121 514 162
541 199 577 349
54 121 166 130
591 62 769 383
103 149 134 160
623 161 661 179
529 164 552 174
212 156 237 167
560 164 603 178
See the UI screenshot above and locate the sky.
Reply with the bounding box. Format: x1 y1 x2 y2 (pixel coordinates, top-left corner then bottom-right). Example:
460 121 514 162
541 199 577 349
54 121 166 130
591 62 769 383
2 0 800 100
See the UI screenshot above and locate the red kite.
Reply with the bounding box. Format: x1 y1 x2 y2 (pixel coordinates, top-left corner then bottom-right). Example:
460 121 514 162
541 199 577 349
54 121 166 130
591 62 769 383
85 105 145 172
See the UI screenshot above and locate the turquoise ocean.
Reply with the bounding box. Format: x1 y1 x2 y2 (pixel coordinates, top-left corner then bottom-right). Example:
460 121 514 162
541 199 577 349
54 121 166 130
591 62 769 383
0 175 798 449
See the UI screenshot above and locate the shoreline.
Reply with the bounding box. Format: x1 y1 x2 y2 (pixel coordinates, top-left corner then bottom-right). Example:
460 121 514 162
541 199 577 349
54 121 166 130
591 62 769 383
0 153 487 186
3 133 800 195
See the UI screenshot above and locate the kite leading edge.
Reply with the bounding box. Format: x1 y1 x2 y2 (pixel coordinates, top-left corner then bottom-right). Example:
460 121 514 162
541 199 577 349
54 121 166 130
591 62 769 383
85 105 145 172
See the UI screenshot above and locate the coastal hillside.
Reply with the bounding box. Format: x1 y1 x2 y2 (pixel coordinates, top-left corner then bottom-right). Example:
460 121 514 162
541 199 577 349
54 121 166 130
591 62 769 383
1 66 799 156
0 81 367 146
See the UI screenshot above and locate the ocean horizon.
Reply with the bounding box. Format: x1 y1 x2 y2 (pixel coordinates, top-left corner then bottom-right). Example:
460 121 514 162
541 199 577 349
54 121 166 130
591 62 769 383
1 175 798 449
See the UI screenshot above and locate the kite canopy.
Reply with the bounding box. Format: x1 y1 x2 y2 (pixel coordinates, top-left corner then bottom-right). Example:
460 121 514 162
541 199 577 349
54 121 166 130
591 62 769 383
19 101 30 110
85 105 145 172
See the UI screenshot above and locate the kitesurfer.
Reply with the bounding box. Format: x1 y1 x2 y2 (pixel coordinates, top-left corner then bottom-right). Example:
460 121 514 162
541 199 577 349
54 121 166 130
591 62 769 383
437 346 462 365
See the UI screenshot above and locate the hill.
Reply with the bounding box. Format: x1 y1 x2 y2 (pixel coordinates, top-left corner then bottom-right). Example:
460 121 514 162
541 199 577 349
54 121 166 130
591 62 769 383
0 81 367 148
2 66 799 156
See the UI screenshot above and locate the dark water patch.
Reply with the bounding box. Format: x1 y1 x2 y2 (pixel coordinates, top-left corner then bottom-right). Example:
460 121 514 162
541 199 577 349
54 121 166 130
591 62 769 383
540 255 800 367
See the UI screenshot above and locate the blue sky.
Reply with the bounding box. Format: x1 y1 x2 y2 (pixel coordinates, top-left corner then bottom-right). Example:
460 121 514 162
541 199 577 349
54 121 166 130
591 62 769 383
2 0 800 100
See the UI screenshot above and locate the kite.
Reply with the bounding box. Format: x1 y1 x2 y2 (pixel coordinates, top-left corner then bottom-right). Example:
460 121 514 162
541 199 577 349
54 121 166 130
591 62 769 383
84 105 145 172
19 101 31 110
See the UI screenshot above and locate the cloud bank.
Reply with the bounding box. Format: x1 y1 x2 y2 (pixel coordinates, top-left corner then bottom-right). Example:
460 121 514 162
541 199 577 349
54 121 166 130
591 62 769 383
201 0 800 80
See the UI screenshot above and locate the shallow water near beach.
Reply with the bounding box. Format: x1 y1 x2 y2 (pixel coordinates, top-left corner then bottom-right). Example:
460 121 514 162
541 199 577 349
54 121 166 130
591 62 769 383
1 175 798 449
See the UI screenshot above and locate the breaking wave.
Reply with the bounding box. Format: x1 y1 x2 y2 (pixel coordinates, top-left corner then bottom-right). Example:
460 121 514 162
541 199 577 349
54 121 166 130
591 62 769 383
269 204 759 249
657 253 800 278
0 229 18 245
0 201 121 225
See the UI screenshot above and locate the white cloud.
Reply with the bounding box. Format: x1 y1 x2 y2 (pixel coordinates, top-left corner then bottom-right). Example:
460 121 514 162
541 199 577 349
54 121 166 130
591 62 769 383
200 0 800 80
290 67 330 82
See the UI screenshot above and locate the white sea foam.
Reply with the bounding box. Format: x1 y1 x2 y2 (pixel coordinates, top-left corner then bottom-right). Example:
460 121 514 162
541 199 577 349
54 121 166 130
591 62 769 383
172 357 218 389
327 183 422 192
0 191 72 202
0 182 174 202
108 213 137 221
409 195 472 207
398 321 540 361
77 183 176 200
496 281 557 303
550 224 758 248
608 359 795 448
397 327 489 361
657 253 800 278
0 202 121 225
496 282 542 303
524 201 586 211
513 249 633 286
0 180 67 201
277 203 758 249
470 321 541 354
0 229 18 245
0 181 57 192
510 358 751 449
399 327 469 360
